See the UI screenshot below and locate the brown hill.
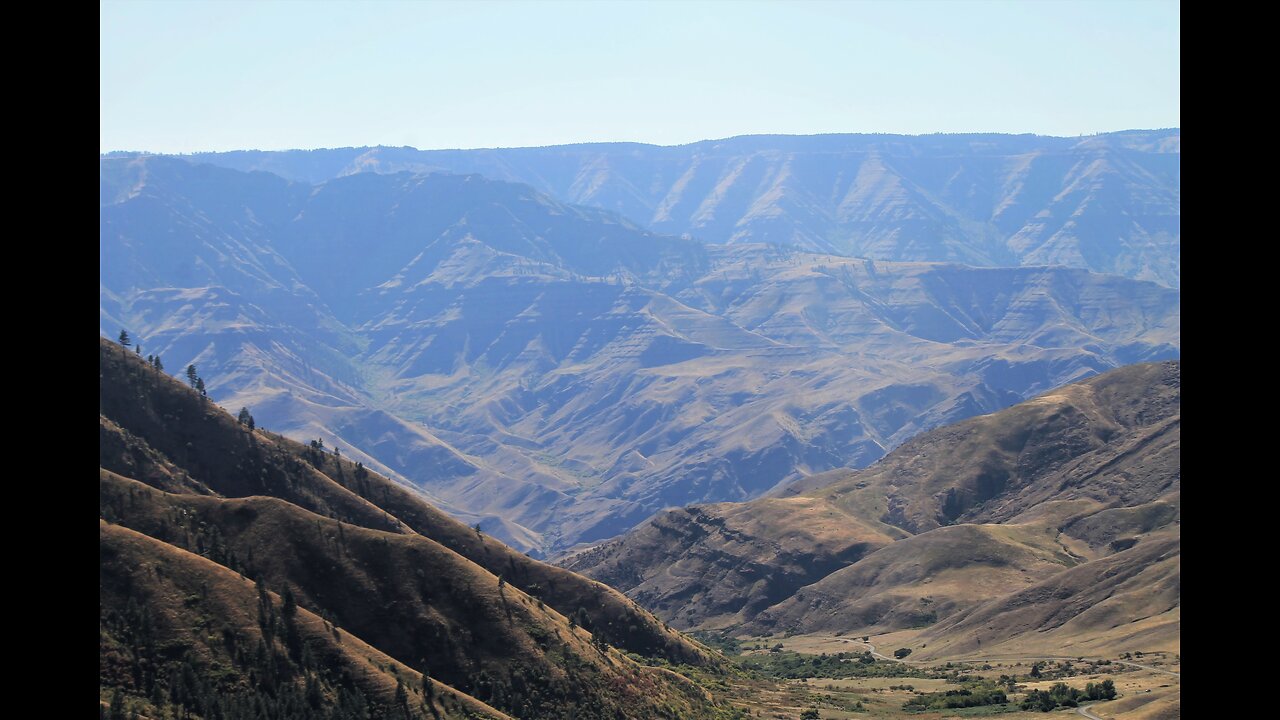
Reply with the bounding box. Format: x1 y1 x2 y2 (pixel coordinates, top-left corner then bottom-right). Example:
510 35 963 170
101 520 509 720
743 523 1081 635
566 362 1180 655
910 529 1180 659
100 337 720 719
792 361 1180 534
562 497 898 630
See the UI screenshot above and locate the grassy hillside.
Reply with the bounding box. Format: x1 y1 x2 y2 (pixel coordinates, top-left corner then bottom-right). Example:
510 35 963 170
567 362 1180 657
100 336 711 666
562 497 898 629
101 521 508 720
802 361 1180 534
910 529 1180 659
99 337 721 719
744 522 1083 635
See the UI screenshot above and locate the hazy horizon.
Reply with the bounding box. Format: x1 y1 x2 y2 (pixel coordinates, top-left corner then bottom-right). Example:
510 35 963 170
101 126 1179 156
101 0 1180 154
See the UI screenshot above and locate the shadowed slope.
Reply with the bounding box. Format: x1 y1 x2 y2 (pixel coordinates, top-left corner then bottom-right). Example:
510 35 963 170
100 337 721 719
101 521 509 720
563 497 898 629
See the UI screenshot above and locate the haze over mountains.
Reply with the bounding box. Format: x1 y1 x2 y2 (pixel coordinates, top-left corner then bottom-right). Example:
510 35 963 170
179 130 1181 287
100 131 1179 555
565 362 1180 659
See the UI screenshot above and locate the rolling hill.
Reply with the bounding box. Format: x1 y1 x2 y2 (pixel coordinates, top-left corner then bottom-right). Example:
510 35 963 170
565 362 1180 658
99 336 722 719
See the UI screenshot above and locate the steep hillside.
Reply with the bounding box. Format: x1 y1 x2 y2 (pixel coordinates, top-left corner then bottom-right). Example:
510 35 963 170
100 521 509 720
567 362 1180 651
742 523 1084 635
99 337 722 719
101 157 1179 552
798 361 1181 534
911 529 1180 659
184 130 1181 286
563 498 899 630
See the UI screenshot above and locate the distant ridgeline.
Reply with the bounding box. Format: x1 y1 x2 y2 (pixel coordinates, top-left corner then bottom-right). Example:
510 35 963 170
182 130 1181 287
100 132 1178 554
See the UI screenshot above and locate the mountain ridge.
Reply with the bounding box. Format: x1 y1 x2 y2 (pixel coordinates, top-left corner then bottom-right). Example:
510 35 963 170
565 361 1180 656
163 129 1181 287
106 128 1180 151
102 155 1179 553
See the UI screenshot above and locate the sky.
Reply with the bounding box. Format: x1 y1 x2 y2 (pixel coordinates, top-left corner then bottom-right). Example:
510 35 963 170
100 0 1180 153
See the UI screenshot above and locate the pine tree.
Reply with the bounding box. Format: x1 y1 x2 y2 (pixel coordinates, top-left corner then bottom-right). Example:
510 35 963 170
282 587 297 619
186 365 198 388
108 689 126 720
238 407 255 429
395 678 410 718
195 377 207 398
118 330 131 347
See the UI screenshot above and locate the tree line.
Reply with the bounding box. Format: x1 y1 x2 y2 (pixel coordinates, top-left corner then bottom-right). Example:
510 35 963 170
115 328 258 430
1021 680 1116 711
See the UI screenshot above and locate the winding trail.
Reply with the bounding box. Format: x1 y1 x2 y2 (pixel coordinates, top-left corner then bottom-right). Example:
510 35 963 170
1076 703 1105 720
854 640 897 662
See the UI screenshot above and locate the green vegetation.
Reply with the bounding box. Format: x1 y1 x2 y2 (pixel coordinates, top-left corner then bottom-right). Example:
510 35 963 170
1020 680 1116 711
902 682 1008 711
1020 660 1118 682
688 631 743 656
739 651 934 680
894 648 912 659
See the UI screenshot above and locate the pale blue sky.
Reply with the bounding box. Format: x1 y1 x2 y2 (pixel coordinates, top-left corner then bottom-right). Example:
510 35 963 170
100 0 1179 153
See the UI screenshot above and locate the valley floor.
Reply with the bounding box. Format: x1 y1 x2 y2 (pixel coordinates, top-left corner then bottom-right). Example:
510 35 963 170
677 633 1180 720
